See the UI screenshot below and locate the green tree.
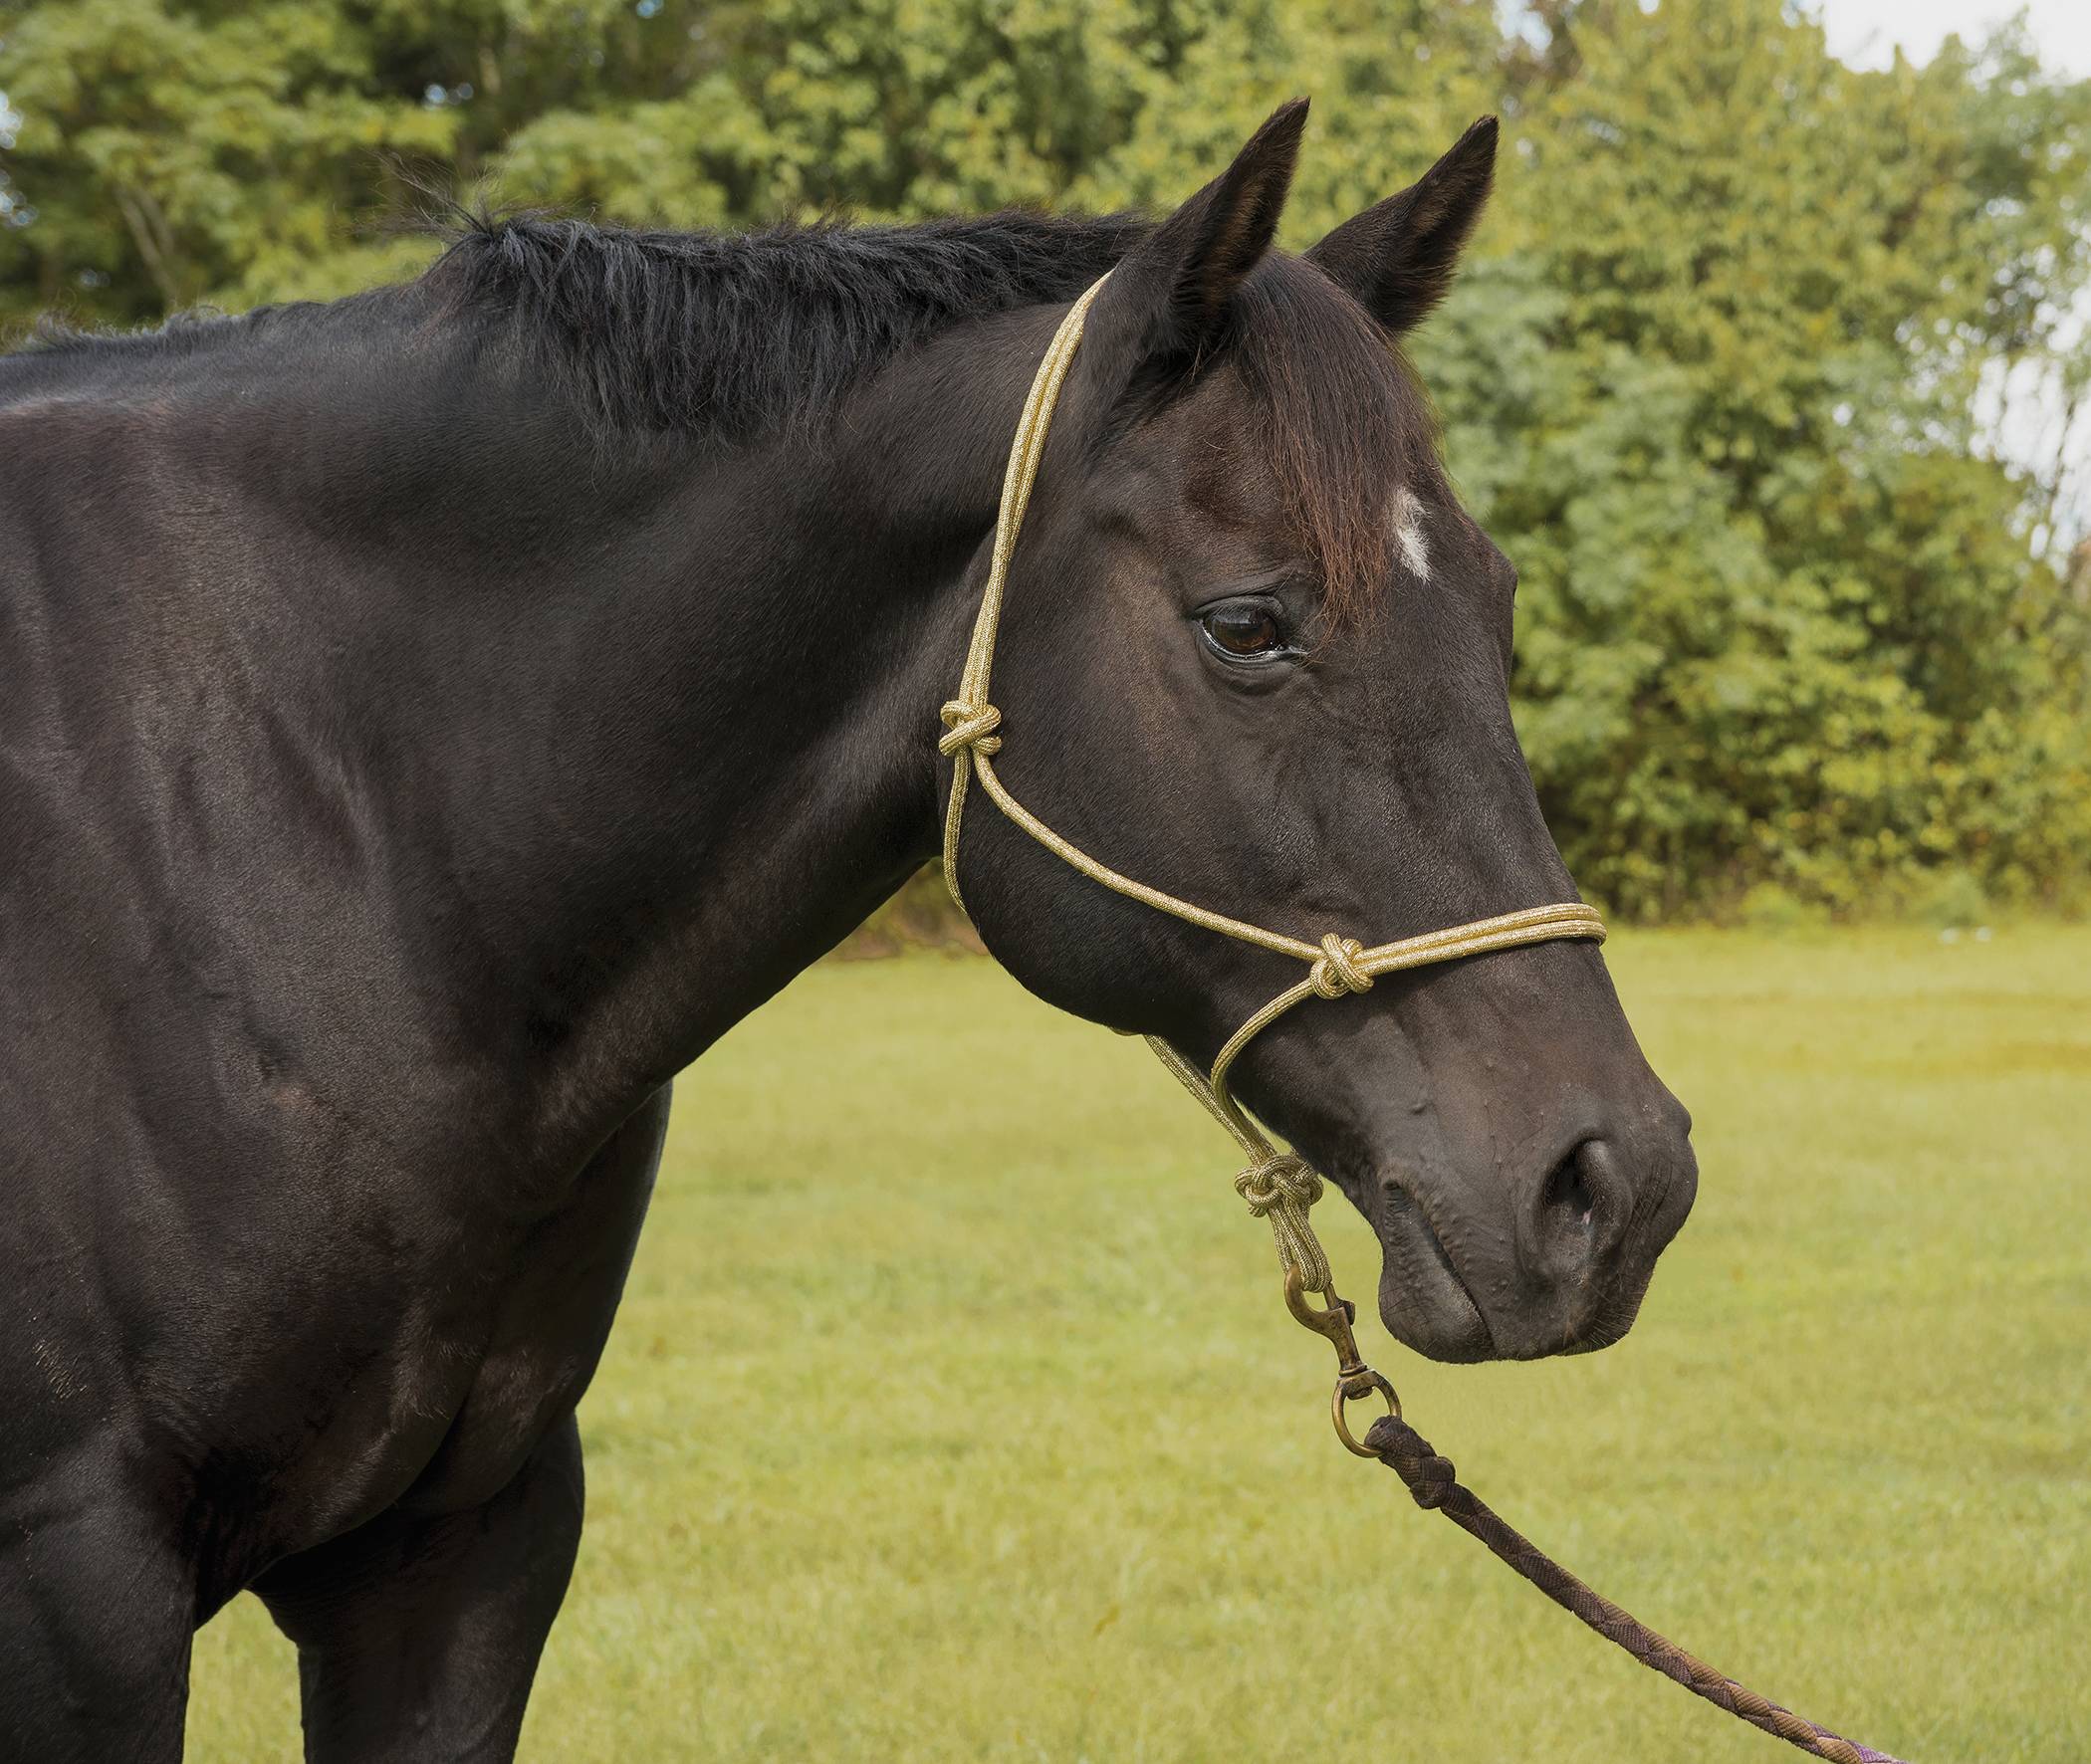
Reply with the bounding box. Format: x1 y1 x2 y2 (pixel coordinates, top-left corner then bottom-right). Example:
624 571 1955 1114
1420 0 2091 914
0 0 754 318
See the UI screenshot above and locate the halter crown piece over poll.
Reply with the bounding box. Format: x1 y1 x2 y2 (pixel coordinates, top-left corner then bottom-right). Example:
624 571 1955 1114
935 277 1911 1764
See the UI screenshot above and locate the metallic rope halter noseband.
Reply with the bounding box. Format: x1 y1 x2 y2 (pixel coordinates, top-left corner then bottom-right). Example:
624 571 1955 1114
936 274 1606 1315
932 277 1909 1764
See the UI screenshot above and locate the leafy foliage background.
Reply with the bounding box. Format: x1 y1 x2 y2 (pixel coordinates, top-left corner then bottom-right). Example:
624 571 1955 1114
4 0 2087 919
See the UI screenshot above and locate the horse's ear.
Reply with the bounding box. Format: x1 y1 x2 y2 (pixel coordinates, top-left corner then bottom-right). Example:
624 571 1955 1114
1084 99 1308 382
1306 116 1497 334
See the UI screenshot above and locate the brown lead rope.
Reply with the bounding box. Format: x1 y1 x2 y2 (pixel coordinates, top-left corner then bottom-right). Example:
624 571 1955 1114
1365 1414 1909 1764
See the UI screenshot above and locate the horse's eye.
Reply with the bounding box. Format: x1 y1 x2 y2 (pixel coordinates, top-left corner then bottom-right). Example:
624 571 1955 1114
1199 599 1289 662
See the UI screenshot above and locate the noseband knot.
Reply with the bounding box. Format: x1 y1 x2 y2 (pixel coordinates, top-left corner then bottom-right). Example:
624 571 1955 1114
1309 934 1373 999
938 700 1003 759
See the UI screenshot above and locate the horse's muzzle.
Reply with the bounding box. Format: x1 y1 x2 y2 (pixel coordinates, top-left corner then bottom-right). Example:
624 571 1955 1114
1372 1102 1699 1364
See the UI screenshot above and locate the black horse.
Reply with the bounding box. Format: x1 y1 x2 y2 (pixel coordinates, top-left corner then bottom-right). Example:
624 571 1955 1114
0 103 1695 1758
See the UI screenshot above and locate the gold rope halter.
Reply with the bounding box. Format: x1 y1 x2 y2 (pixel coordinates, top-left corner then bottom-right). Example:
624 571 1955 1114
937 274 1605 1446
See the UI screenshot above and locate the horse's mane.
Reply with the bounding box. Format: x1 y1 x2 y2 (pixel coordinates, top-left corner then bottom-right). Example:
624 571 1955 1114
16 206 1443 626
423 209 1150 444
426 207 1440 623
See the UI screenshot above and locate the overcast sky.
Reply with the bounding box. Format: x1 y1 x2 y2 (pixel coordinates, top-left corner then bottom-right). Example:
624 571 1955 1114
1810 1 2091 543
1816 0 2091 76
1568 2 2091 541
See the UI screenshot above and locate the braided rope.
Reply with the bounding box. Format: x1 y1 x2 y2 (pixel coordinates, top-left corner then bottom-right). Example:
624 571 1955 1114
1231 1153 1329 1292
1309 933 1373 997
1367 1416 1910 1764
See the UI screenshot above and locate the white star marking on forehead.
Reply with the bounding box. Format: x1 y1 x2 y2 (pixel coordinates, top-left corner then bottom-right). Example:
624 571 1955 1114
1392 486 1431 581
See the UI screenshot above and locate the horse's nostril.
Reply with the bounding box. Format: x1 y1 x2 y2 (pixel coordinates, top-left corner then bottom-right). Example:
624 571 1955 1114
1533 1138 1637 1287
1541 1142 1599 1234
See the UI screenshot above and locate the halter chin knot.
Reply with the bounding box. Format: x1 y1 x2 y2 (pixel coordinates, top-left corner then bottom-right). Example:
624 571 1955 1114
1234 1152 1322 1216
1309 934 1373 999
938 700 1003 759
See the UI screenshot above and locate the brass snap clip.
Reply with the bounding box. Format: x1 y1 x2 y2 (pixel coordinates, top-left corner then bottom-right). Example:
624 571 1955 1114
1283 1268 1400 1457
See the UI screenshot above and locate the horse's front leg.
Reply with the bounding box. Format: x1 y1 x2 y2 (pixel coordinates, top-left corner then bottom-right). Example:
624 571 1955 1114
249 1080 670 1763
0 1473 196 1763
253 1408 585 1764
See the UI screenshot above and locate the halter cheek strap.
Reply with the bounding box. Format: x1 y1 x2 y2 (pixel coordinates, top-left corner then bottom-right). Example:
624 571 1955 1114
936 274 1605 1307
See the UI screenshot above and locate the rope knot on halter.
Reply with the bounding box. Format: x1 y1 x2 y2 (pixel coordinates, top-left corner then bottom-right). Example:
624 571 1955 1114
938 699 1003 759
1234 1153 1330 1291
1235 1152 1321 1214
1309 934 1374 999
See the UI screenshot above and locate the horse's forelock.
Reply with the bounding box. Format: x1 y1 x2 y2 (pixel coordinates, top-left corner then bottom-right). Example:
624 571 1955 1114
1231 257 1444 632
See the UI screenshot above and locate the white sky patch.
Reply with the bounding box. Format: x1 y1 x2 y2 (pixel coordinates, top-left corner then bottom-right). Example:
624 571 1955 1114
1813 0 2090 542
1392 487 1431 580
1811 0 2090 75
1495 0 2091 543
1498 0 2091 71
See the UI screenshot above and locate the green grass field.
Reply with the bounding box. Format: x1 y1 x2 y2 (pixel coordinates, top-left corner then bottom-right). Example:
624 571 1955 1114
187 928 2090 1761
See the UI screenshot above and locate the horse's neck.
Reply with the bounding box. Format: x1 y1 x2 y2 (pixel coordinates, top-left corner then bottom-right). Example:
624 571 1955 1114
397 308 1054 1150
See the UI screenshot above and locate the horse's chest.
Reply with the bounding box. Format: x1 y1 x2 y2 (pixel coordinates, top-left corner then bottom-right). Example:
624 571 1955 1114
248 1093 670 1560
387 1097 670 1517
